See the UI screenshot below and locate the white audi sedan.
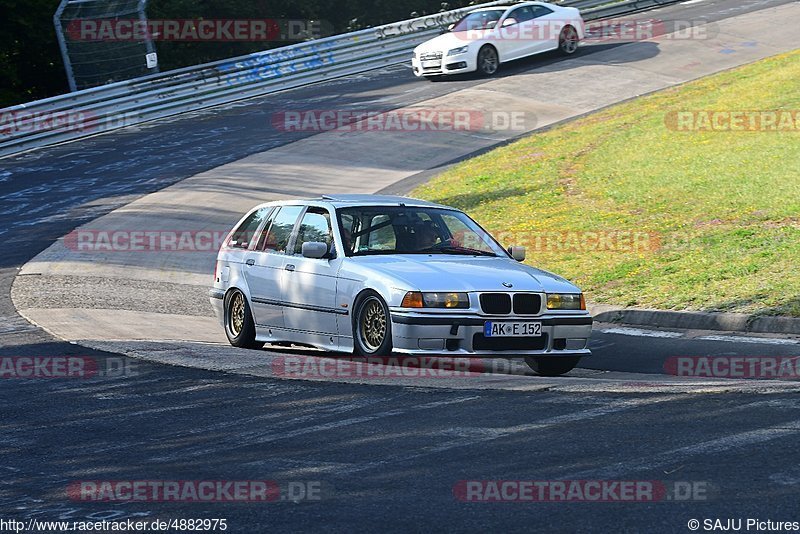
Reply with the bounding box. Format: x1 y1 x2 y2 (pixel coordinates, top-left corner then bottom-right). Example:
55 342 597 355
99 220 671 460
411 1 584 78
210 195 592 376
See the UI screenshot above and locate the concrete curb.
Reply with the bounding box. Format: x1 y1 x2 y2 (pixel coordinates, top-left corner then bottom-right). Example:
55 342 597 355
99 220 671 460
589 304 800 335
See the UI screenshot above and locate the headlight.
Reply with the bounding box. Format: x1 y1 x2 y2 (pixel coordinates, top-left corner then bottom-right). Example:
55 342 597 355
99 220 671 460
546 293 586 310
447 46 468 56
401 291 469 308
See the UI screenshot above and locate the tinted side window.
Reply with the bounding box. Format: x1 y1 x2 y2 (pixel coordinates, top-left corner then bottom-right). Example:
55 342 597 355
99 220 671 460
259 206 303 253
531 5 554 18
294 207 333 255
227 207 272 249
509 6 534 23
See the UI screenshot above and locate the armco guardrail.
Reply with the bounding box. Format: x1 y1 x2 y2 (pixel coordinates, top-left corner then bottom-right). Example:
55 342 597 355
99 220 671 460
0 0 683 158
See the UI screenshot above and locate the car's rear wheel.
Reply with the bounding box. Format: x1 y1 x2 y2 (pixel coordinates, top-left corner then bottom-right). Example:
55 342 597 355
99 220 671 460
525 356 580 377
224 289 264 349
353 291 393 356
476 45 499 76
558 25 580 55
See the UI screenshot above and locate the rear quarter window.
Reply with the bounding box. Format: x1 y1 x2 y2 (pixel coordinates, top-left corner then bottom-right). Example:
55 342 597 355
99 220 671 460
227 207 272 249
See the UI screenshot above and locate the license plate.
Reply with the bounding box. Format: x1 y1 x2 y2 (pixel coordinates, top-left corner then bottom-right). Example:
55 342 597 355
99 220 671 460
484 321 542 338
421 60 441 68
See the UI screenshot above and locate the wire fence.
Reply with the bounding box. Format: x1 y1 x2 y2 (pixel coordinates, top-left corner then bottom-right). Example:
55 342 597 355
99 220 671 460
54 0 159 91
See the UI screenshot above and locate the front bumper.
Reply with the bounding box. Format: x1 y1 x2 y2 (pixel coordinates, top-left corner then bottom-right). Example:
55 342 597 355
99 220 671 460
390 311 592 356
411 53 476 77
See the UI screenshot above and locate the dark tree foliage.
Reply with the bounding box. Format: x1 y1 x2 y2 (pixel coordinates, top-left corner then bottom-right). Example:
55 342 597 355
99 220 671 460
0 0 67 107
1 0 472 107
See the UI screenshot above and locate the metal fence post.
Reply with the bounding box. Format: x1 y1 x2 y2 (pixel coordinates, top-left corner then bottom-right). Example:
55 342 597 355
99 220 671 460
54 0 78 92
138 0 159 74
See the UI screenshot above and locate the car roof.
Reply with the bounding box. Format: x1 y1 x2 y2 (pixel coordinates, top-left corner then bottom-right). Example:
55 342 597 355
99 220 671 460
247 194 454 212
470 5 514 13
317 194 450 209
471 2 540 13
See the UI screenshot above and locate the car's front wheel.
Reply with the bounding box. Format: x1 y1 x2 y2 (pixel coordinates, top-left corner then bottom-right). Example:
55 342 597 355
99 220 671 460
525 356 580 377
224 289 264 349
558 25 580 55
353 291 393 356
476 45 499 76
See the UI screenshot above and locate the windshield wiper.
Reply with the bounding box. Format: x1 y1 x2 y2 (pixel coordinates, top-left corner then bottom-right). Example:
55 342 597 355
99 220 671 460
432 245 496 257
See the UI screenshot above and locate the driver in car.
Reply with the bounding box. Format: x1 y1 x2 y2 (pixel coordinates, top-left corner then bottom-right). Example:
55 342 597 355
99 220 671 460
414 221 440 250
331 225 353 256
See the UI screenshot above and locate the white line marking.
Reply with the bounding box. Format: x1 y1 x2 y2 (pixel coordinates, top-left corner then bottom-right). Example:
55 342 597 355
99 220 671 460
695 335 799 346
599 327 685 338
681 0 707 5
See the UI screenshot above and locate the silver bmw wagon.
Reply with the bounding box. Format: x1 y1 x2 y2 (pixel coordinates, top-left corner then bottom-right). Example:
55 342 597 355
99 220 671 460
210 194 592 376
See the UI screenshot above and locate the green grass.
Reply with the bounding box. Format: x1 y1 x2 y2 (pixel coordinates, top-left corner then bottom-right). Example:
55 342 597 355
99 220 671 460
413 50 800 317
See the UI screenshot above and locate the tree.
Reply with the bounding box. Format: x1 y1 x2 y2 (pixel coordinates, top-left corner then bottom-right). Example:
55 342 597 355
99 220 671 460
0 0 68 107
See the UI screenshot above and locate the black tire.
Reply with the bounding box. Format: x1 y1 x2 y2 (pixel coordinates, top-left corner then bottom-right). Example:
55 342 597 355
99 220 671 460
558 25 580 56
352 290 393 357
224 289 264 349
525 356 580 377
476 45 499 76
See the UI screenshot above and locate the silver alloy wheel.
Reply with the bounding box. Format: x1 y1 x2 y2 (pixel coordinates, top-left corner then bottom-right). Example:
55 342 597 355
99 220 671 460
560 26 579 54
478 46 498 75
229 292 245 337
359 296 387 352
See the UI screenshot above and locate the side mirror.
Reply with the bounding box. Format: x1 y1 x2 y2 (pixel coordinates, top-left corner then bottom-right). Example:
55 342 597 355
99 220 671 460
302 241 329 259
502 17 517 27
508 246 526 262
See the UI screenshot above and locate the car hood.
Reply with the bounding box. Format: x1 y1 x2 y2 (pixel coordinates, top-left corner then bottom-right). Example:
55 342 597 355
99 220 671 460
345 255 580 293
414 31 486 53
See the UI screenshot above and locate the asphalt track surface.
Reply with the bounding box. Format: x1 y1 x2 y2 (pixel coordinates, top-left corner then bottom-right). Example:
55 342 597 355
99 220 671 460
2 0 800 531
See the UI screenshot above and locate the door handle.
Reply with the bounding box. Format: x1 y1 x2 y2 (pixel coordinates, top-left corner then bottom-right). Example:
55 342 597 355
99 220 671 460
285 264 295 271
245 259 255 266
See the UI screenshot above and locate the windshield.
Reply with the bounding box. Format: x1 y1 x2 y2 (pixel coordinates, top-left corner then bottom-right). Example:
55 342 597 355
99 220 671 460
336 206 505 257
450 10 505 32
